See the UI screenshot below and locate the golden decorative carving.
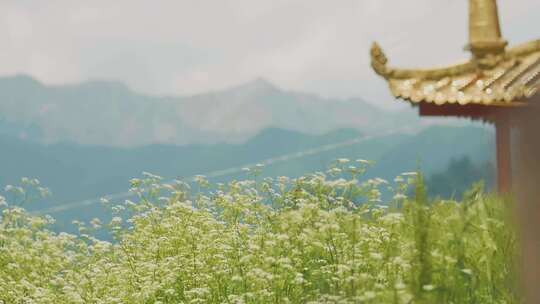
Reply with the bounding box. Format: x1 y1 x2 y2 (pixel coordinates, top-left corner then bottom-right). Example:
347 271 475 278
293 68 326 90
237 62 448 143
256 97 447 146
371 0 540 107
467 0 507 58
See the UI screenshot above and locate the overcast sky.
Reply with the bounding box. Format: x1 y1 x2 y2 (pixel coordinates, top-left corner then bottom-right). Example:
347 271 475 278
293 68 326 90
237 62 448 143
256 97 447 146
0 0 538 109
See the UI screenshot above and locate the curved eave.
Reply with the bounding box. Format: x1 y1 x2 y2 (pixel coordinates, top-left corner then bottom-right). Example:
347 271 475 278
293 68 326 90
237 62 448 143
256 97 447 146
371 41 540 106
393 91 529 107
370 42 476 80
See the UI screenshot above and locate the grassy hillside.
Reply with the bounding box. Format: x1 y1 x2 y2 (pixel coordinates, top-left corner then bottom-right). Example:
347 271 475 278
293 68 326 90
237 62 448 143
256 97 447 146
0 125 494 232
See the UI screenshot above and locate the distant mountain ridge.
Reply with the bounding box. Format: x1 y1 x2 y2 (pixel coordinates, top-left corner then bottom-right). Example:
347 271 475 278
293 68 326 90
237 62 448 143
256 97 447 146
0 75 421 147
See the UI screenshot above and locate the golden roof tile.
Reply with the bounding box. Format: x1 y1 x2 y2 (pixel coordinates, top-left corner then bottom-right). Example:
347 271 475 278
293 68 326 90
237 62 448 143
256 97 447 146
371 0 540 107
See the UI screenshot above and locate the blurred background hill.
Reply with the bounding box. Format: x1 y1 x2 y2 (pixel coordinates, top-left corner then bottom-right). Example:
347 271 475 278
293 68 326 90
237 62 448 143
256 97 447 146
0 75 495 230
0 75 421 146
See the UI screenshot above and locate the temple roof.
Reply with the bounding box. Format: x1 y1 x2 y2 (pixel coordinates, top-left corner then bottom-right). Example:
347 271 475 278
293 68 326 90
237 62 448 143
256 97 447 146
371 0 540 107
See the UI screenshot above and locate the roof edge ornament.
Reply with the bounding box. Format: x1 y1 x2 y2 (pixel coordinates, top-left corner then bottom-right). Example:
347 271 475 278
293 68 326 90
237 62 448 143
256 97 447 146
466 0 508 58
370 42 478 80
369 0 539 107
370 42 389 78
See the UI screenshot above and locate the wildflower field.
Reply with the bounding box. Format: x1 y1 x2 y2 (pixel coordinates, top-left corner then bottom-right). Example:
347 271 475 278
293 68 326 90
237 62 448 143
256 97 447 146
0 160 519 303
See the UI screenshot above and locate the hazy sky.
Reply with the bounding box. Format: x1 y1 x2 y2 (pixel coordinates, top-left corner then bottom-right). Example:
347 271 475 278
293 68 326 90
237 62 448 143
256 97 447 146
0 0 538 108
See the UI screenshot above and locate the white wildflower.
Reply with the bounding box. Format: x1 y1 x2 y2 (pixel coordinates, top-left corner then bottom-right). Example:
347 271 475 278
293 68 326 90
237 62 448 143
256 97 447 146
461 268 473 276
111 216 122 225
401 172 418 176
375 178 388 184
393 193 407 200
0 196 7 208
327 167 342 175
90 218 102 229
370 252 383 260
142 172 163 180
38 186 51 198
364 291 376 300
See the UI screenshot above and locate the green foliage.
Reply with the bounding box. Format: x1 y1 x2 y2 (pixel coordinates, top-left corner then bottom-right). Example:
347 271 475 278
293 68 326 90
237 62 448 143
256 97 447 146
426 156 495 199
0 164 519 303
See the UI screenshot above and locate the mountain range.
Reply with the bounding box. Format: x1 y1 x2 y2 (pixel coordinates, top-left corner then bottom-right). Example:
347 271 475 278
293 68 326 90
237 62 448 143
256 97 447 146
0 75 422 146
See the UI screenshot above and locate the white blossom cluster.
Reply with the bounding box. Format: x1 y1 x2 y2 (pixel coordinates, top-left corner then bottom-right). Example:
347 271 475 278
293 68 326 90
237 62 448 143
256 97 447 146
0 166 519 303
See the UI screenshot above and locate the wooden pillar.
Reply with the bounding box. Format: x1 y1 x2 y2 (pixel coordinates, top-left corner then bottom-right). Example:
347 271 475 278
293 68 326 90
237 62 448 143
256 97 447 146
495 117 512 193
514 100 540 304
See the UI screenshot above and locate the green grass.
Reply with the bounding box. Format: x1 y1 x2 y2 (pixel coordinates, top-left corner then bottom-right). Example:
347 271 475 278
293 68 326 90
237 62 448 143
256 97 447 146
0 161 520 303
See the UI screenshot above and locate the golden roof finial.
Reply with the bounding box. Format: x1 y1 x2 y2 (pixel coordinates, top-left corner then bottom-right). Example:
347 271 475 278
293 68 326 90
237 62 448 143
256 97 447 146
467 0 508 57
